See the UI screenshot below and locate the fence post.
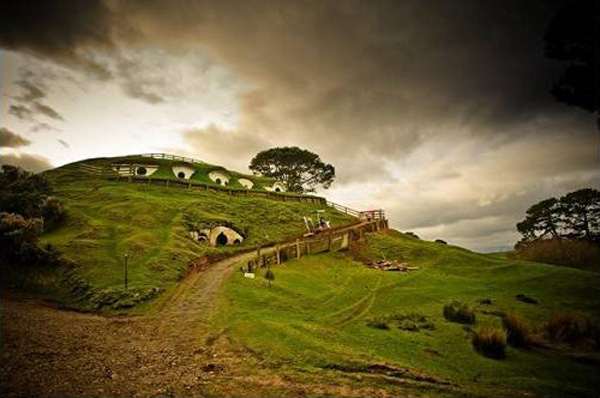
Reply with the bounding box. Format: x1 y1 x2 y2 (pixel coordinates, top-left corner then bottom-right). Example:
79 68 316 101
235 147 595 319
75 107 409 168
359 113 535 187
328 231 332 251
256 246 261 266
296 239 301 259
276 244 281 265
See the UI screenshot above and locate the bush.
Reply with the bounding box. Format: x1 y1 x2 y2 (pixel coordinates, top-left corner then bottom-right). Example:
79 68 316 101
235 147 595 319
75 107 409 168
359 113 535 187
393 313 435 331
405 231 420 239
443 301 476 324
0 165 53 217
41 197 66 231
472 327 507 359
512 238 599 271
502 312 533 348
435 239 447 244
0 212 63 268
516 294 538 304
545 311 600 349
366 318 390 330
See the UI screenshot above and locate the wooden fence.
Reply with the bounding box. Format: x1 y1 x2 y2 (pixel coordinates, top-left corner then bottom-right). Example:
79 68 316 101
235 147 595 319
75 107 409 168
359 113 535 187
249 218 389 270
139 153 206 164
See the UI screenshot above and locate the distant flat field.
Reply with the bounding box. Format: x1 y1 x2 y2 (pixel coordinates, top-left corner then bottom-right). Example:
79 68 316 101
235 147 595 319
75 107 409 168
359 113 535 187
217 230 600 397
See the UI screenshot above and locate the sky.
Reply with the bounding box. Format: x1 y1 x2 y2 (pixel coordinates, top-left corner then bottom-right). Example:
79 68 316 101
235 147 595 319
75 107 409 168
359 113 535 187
1 0 598 252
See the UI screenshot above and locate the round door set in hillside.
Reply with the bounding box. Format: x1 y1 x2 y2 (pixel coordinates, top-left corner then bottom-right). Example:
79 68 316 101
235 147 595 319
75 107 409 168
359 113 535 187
189 227 244 247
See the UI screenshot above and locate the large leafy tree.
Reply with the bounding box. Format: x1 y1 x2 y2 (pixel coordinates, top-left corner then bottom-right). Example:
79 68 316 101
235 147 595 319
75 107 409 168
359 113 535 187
249 147 335 193
516 188 600 242
517 198 562 240
561 188 600 240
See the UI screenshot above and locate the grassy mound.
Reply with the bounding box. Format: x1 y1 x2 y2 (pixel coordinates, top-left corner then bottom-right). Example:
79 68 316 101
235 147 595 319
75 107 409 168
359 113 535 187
11 157 354 309
217 229 600 397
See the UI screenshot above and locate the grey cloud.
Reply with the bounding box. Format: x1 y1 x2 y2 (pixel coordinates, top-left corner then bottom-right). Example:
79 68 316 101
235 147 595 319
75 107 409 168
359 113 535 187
1 152 53 173
9 71 65 123
33 103 64 121
8 104 33 120
0 127 31 148
57 139 70 148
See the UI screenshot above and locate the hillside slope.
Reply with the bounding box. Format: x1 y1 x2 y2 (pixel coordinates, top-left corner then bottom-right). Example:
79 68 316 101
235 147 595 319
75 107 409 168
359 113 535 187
17 157 354 309
218 230 600 397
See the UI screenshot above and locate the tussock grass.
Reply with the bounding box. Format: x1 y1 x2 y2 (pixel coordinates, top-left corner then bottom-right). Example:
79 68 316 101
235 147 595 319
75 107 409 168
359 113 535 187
443 301 476 324
545 311 600 349
471 327 507 359
502 312 534 348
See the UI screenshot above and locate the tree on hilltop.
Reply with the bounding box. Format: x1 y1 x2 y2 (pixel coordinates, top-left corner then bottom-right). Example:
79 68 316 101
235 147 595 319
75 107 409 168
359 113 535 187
249 147 335 193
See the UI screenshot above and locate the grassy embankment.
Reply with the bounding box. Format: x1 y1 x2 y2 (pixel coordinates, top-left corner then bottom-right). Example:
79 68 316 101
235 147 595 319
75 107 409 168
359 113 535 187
12 157 354 310
217 230 600 397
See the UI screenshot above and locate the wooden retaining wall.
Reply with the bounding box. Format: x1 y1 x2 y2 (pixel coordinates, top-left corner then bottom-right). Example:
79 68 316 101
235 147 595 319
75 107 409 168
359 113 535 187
250 218 389 269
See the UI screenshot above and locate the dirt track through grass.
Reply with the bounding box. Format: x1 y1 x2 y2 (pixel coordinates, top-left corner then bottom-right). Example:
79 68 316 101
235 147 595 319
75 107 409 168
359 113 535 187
1 251 269 397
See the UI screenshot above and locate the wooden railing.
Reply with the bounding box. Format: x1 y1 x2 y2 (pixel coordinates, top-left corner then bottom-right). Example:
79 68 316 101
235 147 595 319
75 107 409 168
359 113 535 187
139 153 206 164
326 201 386 220
250 218 389 269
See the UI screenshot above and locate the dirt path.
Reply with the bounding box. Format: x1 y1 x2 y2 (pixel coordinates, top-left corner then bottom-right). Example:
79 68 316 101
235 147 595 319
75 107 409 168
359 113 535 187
1 250 267 397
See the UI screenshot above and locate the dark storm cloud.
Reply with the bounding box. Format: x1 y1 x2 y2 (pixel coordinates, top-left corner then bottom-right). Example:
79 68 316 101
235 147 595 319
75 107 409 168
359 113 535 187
107 0 593 177
0 0 115 79
0 127 31 148
1 153 53 173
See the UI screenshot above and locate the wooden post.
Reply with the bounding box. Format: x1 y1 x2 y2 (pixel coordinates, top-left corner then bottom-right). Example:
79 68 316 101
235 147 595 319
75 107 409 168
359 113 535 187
296 239 301 259
276 244 281 265
256 246 261 267
306 240 311 255
328 231 333 251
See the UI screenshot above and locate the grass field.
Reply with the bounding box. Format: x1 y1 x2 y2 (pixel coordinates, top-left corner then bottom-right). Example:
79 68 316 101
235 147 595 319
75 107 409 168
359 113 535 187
217 230 600 397
18 159 354 309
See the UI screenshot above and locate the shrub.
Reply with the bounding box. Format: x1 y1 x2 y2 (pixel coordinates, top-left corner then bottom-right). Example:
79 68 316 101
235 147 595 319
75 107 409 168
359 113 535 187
516 294 538 304
265 269 275 287
0 165 54 217
41 197 66 231
472 327 506 359
392 313 435 331
545 311 600 349
435 239 447 244
405 231 420 239
443 301 476 324
477 298 493 305
0 212 63 269
502 312 533 348
512 238 599 271
366 318 390 330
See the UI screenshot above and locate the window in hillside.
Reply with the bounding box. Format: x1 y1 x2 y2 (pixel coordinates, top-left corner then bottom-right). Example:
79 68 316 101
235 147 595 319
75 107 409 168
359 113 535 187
216 232 228 246
215 178 222 185
137 166 147 175
178 172 185 178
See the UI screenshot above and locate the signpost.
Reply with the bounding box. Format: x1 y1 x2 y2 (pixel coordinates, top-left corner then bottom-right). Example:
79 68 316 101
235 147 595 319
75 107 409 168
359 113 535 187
124 253 129 290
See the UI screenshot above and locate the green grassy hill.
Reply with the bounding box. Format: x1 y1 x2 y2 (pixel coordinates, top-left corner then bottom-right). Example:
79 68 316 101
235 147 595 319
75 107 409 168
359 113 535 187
13 156 355 310
217 230 600 397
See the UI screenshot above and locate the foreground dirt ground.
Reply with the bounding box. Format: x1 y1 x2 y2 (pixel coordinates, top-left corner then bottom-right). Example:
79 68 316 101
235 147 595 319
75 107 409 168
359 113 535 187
2 252 448 397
